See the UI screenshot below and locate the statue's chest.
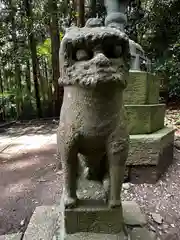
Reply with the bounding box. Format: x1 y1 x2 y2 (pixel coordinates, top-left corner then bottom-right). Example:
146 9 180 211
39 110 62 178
61 86 122 138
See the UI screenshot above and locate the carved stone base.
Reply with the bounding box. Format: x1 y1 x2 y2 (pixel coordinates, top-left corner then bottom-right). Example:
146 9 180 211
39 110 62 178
57 199 152 239
63 229 156 240
63 200 147 238
64 232 127 240
20 201 155 240
65 200 124 235
128 127 175 166
128 127 175 183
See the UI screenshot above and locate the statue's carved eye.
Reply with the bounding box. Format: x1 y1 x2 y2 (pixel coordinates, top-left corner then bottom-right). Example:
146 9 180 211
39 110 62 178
75 49 92 61
114 45 122 58
103 44 122 59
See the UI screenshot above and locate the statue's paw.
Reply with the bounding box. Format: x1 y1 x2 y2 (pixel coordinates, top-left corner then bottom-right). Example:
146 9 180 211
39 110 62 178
109 200 122 209
65 196 77 209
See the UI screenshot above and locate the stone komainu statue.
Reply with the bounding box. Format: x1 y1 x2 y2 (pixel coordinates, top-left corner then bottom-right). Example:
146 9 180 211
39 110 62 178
57 22 130 209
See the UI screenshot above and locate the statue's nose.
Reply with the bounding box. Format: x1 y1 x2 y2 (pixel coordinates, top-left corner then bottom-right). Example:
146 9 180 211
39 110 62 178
91 52 110 67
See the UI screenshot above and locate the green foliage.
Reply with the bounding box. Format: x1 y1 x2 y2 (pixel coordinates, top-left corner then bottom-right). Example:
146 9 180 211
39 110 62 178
155 38 180 99
37 31 64 61
1 0 180 123
37 38 51 60
60 32 64 41
130 0 180 100
0 92 17 120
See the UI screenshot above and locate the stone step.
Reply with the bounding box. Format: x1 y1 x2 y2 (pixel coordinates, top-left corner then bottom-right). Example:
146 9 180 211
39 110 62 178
23 206 60 240
55 228 156 240
64 200 146 234
125 104 165 134
130 228 156 240
64 232 127 240
0 233 22 240
128 127 174 166
128 127 174 183
21 201 147 240
65 200 124 234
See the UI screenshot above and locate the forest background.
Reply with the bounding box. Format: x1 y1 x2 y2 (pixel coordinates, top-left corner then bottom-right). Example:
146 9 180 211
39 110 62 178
0 0 180 121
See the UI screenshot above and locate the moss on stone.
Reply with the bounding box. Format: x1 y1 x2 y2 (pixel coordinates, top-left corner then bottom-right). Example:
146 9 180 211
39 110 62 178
124 71 160 105
125 104 165 134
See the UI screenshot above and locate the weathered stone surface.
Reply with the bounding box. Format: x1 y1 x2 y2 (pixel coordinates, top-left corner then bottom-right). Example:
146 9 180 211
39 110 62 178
77 177 106 200
127 127 174 166
125 104 165 134
58 22 130 210
151 213 163 224
128 130 174 183
124 71 160 105
130 228 156 240
23 205 59 240
174 136 180 150
65 200 123 234
0 233 22 240
129 166 159 184
146 73 160 104
122 201 147 226
105 0 130 32
64 232 127 240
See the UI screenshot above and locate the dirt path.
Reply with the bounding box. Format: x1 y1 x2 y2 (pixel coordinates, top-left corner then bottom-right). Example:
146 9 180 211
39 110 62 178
0 121 63 235
0 109 179 239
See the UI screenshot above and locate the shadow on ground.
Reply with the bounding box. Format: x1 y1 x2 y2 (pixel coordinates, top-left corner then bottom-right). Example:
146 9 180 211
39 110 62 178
0 143 63 235
0 121 58 137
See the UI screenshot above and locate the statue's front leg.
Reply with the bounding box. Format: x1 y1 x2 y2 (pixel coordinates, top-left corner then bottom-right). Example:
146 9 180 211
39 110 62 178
59 134 79 209
107 136 129 208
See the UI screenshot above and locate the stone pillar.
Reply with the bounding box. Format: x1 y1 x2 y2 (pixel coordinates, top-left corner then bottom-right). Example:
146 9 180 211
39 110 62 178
104 0 130 31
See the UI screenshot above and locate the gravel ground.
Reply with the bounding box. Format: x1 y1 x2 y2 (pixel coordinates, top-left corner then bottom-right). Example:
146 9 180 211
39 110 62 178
120 108 180 240
121 146 180 240
0 110 179 239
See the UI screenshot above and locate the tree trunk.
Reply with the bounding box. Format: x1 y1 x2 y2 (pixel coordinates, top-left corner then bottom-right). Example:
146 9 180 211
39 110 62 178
8 0 22 119
25 59 32 108
44 58 53 117
36 59 46 104
49 0 63 117
24 0 42 118
26 60 31 94
0 68 5 121
0 68 3 94
90 0 96 17
77 0 85 27
71 0 77 25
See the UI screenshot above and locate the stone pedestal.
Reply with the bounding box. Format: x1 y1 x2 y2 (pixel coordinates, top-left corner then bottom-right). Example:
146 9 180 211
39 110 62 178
18 181 156 240
124 71 160 105
60 199 149 239
126 104 165 134
123 71 174 183
65 200 123 234
128 128 174 183
53 179 149 240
